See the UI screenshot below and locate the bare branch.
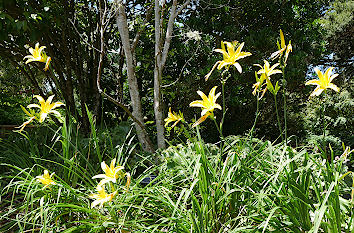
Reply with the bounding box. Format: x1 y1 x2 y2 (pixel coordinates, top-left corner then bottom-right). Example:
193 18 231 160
176 0 191 16
160 0 178 69
131 5 154 54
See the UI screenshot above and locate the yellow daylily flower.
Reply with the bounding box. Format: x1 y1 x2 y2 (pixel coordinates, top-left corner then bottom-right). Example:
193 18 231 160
164 107 184 128
253 60 282 97
92 158 125 186
205 41 252 80
89 185 117 209
190 86 221 127
255 60 282 77
305 67 340 97
24 42 52 71
36 170 56 188
27 95 65 123
271 29 292 63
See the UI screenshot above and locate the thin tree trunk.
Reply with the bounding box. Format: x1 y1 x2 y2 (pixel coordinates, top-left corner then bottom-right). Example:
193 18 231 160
153 0 190 149
153 0 166 149
116 1 155 153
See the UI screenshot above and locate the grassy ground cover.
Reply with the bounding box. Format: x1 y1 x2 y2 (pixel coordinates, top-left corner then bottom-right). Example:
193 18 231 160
0 116 353 232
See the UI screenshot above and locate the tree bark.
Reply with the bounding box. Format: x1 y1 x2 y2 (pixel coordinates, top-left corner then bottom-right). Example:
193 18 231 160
154 0 166 149
116 1 155 153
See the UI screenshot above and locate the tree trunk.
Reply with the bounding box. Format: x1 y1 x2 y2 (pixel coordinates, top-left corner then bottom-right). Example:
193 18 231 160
153 0 189 149
116 1 155 153
153 0 166 149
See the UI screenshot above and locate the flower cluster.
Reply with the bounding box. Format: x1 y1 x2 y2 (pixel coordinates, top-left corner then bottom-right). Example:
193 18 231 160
90 159 131 209
16 95 65 132
253 60 282 98
34 159 131 209
163 29 341 131
24 42 52 71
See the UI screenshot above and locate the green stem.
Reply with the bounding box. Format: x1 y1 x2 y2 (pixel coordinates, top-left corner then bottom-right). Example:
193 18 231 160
322 90 327 155
219 70 229 137
274 94 284 143
212 116 223 138
282 67 287 145
249 92 260 141
110 182 115 192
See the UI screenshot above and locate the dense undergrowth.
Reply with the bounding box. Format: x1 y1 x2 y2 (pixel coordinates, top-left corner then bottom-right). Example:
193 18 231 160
0 116 353 232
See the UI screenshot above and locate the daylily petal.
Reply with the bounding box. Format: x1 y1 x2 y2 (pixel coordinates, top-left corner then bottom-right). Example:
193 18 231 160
46 95 55 105
197 90 209 103
280 29 285 49
16 116 35 132
52 102 65 109
171 119 182 128
39 112 48 123
311 86 324 96
214 49 228 57
205 61 220 81
329 74 339 83
101 161 108 173
270 50 282 60
305 79 320 86
110 158 116 169
217 61 230 70
192 112 212 128
269 62 280 71
268 70 282 76
327 83 339 92
237 51 252 59
92 174 108 179
27 104 41 109
91 199 101 209
38 46 46 55
324 67 334 79
233 62 242 73
235 42 245 54
200 109 210 117
314 68 323 81
34 95 45 105
98 178 116 186
189 100 205 108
